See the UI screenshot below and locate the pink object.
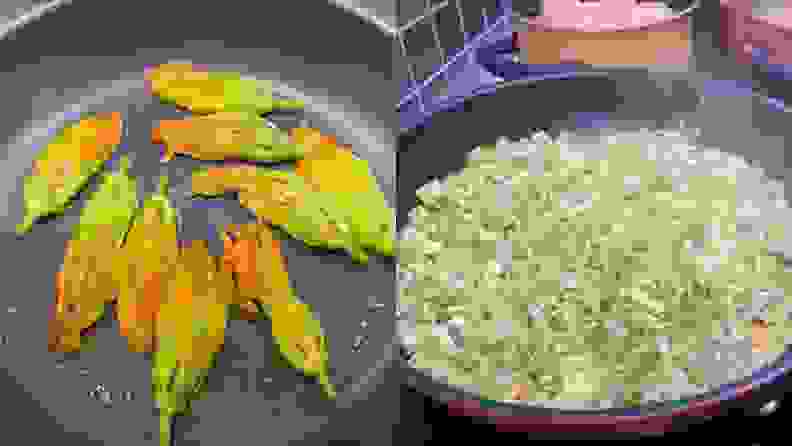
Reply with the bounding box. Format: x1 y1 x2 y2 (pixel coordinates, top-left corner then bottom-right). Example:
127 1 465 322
721 0 792 27
558 46 580 62
653 43 692 65
536 0 680 31
721 0 792 66
756 7 792 28
515 0 691 67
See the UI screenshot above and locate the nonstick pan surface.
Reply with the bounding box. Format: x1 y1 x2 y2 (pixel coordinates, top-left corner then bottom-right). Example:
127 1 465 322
397 67 792 435
0 1 396 445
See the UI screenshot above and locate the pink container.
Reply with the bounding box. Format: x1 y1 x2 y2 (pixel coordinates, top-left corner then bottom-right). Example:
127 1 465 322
538 0 686 31
516 0 694 66
721 0 792 66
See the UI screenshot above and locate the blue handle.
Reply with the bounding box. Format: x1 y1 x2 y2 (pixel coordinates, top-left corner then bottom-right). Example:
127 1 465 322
749 45 792 81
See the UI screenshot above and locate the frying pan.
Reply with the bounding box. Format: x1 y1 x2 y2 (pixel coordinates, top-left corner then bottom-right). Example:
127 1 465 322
397 49 792 439
0 0 396 445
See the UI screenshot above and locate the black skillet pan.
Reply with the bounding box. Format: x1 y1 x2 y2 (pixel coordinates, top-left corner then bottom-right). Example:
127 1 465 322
0 1 396 445
397 66 792 439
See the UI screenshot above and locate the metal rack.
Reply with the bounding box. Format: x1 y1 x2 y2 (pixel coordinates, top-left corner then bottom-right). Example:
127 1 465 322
396 1 708 132
396 0 514 131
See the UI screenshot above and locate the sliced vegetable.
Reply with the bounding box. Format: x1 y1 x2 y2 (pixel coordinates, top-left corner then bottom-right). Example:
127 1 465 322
152 111 304 163
220 223 335 398
190 164 264 198
219 229 259 322
192 166 367 262
290 127 338 150
18 112 123 234
269 301 336 399
153 239 234 446
752 319 769 353
222 223 297 316
220 224 262 321
145 62 304 114
71 155 138 243
510 383 530 400
49 241 114 353
48 155 137 353
294 128 394 257
115 175 179 353
236 173 367 263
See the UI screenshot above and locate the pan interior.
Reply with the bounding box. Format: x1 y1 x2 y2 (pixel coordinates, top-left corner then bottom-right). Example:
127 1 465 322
397 71 792 412
0 66 395 444
0 0 396 443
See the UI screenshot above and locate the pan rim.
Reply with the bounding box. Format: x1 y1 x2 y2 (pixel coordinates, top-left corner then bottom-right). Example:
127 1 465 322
326 0 397 37
1 0 399 41
0 0 71 40
399 68 792 134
